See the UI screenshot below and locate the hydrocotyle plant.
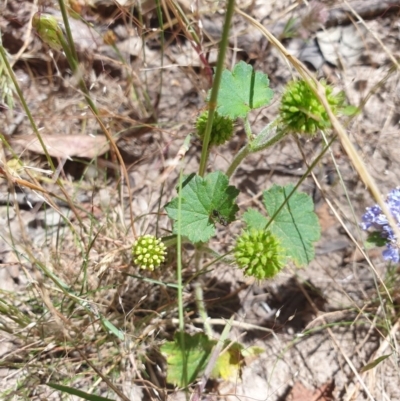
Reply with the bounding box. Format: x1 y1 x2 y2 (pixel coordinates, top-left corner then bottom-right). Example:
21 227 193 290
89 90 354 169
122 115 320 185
165 61 348 282
160 60 350 386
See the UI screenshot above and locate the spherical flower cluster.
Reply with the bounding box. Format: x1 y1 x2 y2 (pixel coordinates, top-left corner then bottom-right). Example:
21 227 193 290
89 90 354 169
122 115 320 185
279 79 344 136
361 188 400 263
234 229 285 280
132 235 167 271
196 111 234 146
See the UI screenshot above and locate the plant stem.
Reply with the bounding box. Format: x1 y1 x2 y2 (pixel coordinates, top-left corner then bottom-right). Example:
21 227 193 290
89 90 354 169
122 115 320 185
154 0 164 110
198 0 235 177
57 0 79 61
194 283 212 338
226 120 289 178
176 166 188 388
250 126 288 153
226 144 251 178
244 115 252 139
177 168 184 333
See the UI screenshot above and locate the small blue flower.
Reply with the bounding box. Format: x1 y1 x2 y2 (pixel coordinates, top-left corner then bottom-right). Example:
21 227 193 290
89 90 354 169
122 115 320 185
382 246 400 263
361 188 400 263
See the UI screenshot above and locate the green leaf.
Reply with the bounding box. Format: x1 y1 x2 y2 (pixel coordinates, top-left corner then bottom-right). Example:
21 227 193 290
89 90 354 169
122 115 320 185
47 383 115 401
211 342 264 381
160 332 214 386
365 232 387 249
165 172 239 243
211 342 243 381
161 333 258 386
215 61 274 119
263 184 320 266
99 316 125 340
360 354 392 373
243 208 268 230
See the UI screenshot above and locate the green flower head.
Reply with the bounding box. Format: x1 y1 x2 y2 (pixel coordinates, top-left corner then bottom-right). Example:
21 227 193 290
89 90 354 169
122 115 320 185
196 110 234 146
132 235 167 271
234 229 285 280
279 79 344 136
32 13 64 51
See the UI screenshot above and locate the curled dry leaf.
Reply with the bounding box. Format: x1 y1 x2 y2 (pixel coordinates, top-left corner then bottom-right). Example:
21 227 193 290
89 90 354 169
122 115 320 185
11 134 110 159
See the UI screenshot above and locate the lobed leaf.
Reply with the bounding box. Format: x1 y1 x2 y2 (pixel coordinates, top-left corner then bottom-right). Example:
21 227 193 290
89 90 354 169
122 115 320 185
165 172 239 243
214 61 274 119
263 184 321 266
161 333 263 386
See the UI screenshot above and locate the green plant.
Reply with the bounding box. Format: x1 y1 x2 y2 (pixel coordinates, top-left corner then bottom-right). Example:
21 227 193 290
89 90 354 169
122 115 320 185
166 63 328 271
160 59 351 385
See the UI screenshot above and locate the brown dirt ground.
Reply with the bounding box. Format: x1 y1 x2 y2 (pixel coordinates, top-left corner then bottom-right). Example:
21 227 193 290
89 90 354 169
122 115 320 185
1 0 400 400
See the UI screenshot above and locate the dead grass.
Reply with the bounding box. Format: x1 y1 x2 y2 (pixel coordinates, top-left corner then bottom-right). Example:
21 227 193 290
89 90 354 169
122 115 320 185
0 0 400 400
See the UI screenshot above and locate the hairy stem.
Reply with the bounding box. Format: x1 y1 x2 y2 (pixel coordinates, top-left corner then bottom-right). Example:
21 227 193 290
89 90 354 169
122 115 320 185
226 119 289 178
198 0 235 176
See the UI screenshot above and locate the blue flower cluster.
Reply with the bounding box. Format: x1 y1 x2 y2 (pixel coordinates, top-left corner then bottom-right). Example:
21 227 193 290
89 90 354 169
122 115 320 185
361 188 400 263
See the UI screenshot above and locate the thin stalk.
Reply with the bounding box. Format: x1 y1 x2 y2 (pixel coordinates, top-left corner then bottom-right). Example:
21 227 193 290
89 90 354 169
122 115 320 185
192 316 234 401
57 0 79 61
262 134 337 233
169 0 201 45
194 283 212 338
154 0 164 101
198 0 235 176
176 166 188 388
226 144 251 178
194 244 203 272
177 168 184 331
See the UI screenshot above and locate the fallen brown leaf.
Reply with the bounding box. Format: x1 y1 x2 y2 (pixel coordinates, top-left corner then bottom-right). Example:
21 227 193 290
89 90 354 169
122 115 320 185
11 134 110 159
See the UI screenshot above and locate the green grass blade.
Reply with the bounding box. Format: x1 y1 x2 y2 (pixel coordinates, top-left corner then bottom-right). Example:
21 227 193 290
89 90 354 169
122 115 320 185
47 383 115 401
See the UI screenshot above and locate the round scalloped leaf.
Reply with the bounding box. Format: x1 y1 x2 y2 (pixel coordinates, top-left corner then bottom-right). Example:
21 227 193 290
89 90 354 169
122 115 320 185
213 61 274 119
263 184 321 266
165 172 239 243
